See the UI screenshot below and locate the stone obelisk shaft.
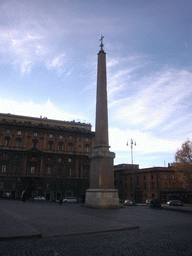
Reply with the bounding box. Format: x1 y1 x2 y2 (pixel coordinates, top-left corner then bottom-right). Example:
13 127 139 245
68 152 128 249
95 49 108 147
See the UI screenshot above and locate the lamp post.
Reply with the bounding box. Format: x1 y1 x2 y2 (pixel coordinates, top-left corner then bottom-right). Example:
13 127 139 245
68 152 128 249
126 139 136 202
126 139 136 164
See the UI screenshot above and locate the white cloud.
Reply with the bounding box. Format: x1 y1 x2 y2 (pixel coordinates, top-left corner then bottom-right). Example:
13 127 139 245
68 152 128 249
0 2 66 74
46 53 66 74
0 98 85 122
109 127 182 155
110 68 192 133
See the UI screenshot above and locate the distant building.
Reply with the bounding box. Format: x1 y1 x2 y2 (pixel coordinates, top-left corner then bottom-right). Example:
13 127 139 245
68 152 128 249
0 113 95 200
114 164 191 203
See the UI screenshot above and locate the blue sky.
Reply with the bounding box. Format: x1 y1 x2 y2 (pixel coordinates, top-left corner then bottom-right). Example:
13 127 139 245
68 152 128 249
0 0 192 168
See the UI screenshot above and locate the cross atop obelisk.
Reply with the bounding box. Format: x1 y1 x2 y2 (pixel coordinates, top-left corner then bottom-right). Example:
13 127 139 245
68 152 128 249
99 35 105 52
85 37 120 208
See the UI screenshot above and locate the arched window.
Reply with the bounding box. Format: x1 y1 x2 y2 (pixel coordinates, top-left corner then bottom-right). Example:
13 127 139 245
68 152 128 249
85 145 90 153
32 139 38 148
16 138 22 147
4 137 10 146
48 141 53 150
58 142 63 151
68 143 73 152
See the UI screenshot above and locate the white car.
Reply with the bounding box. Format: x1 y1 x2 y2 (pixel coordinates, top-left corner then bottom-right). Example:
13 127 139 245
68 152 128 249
167 200 183 206
34 196 46 201
124 199 135 206
63 197 77 203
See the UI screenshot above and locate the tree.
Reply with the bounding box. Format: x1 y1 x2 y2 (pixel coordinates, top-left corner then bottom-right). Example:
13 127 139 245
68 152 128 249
174 140 192 189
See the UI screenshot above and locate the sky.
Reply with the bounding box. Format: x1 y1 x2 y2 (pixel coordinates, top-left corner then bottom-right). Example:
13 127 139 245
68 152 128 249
0 0 192 168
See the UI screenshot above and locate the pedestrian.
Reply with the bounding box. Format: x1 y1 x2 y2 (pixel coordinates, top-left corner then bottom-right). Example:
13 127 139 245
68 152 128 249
81 194 85 204
59 196 63 204
21 190 26 203
31 191 35 203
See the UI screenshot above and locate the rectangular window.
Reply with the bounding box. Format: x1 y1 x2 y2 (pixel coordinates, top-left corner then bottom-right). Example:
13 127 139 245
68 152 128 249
144 182 147 189
33 140 37 148
2 165 6 172
69 136 73 141
49 134 53 139
125 183 127 189
47 167 51 175
86 137 89 142
58 169 61 176
59 135 63 140
6 129 10 134
151 182 154 189
144 175 146 180
34 132 38 137
151 174 154 180
3 153 8 158
18 131 22 135
31 167 35 174
164 174 167 179
172 174 175 179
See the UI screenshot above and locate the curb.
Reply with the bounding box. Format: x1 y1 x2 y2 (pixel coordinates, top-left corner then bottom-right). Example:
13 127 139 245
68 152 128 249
0 233 42 241
162 207 192 214
44 226 140 239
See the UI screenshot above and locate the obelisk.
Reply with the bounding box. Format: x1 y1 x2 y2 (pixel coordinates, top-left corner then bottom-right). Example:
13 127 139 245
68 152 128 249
85 36 119 208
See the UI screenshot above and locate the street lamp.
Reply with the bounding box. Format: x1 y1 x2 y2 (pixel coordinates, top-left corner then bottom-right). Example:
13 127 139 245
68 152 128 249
126 139 136 202
126 139 136 164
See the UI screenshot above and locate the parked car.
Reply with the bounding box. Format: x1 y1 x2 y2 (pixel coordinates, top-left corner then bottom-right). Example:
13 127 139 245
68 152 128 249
63 197 77 203
34 196 46 201
149 199 161 209
146 199 153 204
124 199 135 206
167 200 183 206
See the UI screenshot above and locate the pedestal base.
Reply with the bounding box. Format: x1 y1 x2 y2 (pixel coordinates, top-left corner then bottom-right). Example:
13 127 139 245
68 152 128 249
85 189 120 209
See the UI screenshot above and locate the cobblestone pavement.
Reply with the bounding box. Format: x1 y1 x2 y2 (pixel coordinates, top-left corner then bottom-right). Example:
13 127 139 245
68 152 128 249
0 200 192 255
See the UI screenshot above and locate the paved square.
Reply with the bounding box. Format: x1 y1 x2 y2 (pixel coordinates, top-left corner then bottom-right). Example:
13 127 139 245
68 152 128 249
0 200 192 255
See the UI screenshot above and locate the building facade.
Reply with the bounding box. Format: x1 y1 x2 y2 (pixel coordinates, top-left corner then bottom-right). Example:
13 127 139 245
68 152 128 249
0 113 95 200
114 164 191 203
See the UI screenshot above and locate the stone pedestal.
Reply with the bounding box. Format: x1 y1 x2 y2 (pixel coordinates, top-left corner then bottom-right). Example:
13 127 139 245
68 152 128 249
85 189 119 208
85 146 119 208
